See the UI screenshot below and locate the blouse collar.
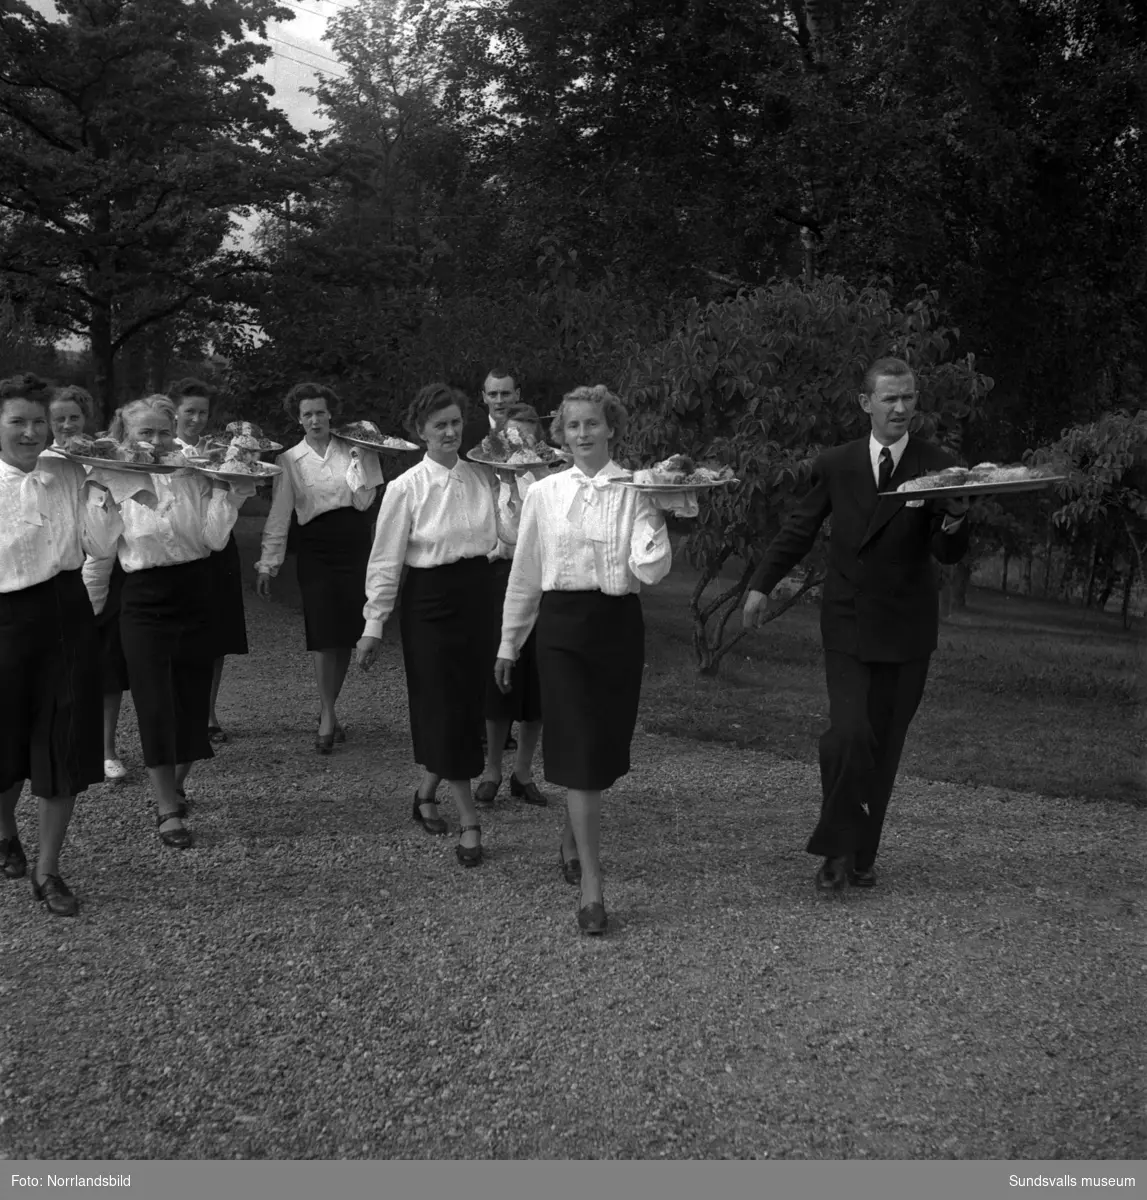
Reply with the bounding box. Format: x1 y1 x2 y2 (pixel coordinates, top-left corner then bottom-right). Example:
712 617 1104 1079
568 459 624 484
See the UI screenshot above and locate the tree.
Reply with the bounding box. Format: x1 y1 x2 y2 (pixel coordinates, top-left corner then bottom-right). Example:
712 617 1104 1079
0 0 305 420
621 277 993 673
1035 409 1147 627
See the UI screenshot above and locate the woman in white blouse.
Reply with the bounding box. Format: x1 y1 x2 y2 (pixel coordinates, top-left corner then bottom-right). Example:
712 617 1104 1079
255 382 383 754
0 373 125 916
494 386 673 935
84 396 254 849
475 403 550 808
357 383 501 868
48 384 94 450
170 378 248 745
42 385 130 783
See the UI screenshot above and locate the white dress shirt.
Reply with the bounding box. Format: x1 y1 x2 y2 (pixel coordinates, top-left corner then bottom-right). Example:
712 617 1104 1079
81 469 248 614
873 432 965 531
869 431 909 484
255 437 384 576
498 460 672 661
362 456 500 639
0 457 122 594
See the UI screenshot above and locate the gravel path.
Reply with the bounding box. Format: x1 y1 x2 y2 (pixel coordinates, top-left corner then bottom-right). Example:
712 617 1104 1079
1 567 1142 1161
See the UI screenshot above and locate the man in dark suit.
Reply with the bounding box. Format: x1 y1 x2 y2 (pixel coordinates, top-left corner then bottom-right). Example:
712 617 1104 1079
742 356 970 892
459 366 521 456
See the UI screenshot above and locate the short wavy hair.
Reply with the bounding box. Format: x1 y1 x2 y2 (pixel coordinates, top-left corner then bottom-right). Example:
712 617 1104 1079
500 401 544 440
549 384 627 450
862 356 914 396
108 395 177 442
168 377 216 407
404 383 469 441
0 371 53 416
51 384 95 425
284 381 340 422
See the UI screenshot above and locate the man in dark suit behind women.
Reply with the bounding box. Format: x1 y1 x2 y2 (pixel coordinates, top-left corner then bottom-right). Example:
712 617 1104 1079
742 357 970 892
460 366 521 456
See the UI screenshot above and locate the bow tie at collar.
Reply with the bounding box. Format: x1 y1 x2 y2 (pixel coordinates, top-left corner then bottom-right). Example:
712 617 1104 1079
17 468 50 527
566 467 617 538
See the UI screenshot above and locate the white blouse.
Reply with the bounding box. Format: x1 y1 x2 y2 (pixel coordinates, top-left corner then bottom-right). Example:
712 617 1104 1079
489 469 545 561
498 461 672 661
0 457 122 594
255 438 384 576
81 469 250 613
362 455 500 640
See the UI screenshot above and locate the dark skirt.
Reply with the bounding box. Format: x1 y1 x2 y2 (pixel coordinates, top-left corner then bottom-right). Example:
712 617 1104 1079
536 590 644 791
120 558 214 769
399 557 496 780
94 558 130 695
485 558 543 724
208 533 249 658
0 569 103 799
296 506 373 651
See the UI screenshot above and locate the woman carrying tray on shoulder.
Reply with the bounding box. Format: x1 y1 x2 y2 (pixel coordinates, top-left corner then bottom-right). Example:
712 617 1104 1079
494 385 674 935
169 378 249 745
83 395 256 849
475 402 551 808
357 383 506 869
45 386 132 783
255 382 383 753
0 373 135 915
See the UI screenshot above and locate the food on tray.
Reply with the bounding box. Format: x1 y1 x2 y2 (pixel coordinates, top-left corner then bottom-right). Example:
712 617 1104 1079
335 420 415 450
214 421 280 453
894 462 1057 493
632 454 736 487
63 434 121 460
476 425 559 464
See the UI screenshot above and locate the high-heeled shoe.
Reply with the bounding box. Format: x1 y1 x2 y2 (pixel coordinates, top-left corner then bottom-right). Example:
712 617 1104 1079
474 777 501 805
558 845 581 885
334 723 347 744
456 824 483 868
577 900 607 935
412 794 448 836
31 871 78 917
510 773 547 806
315 732 335 755
157 804 193 850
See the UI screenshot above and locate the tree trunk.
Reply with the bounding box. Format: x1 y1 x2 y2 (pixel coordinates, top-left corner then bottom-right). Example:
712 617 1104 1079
1083 537 1101 608
1097 566 1117 612
1000 548 1010 594
938 564 953 620
1042 519 1054 596
90 306 115 429
1121 561 1136 630
1023 551 1033 596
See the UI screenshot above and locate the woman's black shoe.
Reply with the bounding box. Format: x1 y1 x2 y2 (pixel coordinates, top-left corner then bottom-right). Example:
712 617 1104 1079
315 732 335 755
31 871 78 917
1 834 28 880
456 824 483 868
474 777 501 805
577 901 607 935
157 805 193 850
412 794 448 836
510 774 547 806
558 845 581 885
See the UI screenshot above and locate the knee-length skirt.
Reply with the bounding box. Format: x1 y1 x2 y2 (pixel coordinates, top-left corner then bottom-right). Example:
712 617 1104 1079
536 590 644 791
0 569 103 799
296 506 373 652
485 558 543 724
208 532 249 658
399 556 496 780
94 557 130 695
120 558 215 769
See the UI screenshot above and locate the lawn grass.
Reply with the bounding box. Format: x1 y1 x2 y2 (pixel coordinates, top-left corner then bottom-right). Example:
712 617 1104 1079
232 515 1143 807
639 571 1144 807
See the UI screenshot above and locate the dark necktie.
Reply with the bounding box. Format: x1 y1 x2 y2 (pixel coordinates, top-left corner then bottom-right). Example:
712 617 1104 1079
877 446 894 492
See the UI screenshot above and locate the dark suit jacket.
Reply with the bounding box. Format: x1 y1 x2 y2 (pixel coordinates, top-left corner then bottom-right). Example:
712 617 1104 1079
748 436 970 662
460 413 492 457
